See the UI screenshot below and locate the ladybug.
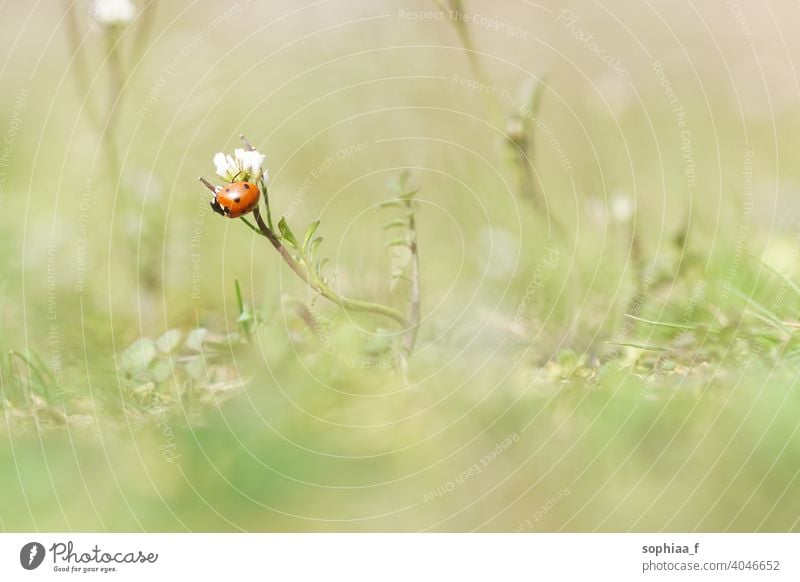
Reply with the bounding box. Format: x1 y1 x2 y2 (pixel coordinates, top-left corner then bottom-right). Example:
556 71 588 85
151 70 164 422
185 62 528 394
210 181 260 218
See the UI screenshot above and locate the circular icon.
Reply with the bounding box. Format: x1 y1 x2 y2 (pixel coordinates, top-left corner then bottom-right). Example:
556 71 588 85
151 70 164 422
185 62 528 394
19 542 46 570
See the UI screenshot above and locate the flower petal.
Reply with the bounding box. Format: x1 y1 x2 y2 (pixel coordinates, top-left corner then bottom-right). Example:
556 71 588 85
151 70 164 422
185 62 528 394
212 146 267 183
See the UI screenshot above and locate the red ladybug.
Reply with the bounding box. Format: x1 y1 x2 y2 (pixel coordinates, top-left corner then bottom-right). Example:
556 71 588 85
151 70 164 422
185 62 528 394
210 181 260 218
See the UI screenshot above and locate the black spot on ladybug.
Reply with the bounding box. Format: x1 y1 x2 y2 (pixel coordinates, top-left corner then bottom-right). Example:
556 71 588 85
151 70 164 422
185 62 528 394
243 183 250 189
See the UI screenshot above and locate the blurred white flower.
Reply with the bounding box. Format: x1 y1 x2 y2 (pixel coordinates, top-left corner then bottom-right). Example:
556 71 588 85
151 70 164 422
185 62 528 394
611 194 634 223
585 197 608 226
213 148 267 182
90 0 136 26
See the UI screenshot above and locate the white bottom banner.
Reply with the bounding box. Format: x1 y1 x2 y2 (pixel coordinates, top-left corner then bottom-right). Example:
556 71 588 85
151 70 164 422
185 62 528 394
1 534 797 581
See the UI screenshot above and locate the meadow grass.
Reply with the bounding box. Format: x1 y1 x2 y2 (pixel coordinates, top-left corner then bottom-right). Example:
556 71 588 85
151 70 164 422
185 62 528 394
0 1 799 531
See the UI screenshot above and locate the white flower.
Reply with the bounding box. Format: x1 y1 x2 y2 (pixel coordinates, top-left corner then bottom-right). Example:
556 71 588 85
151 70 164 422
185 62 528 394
213 152 238 181
90 0 136 26
611 194 634 223
213 148 267 182
236 148 266 182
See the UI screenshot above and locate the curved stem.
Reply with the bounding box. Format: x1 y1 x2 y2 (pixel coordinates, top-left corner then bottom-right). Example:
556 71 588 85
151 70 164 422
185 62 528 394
251 208 408 326
317 280 408 327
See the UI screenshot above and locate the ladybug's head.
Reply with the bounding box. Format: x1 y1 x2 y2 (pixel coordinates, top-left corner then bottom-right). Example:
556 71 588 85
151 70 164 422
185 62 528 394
209 198 230 217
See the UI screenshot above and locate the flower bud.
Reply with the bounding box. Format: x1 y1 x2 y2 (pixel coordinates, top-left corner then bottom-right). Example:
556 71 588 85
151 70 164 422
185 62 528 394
90 0 136 26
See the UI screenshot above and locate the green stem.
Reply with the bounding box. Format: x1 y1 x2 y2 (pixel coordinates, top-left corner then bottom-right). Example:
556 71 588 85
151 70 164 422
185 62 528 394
239 216 262 236
9 350 50 404
63 0 100 130
103 26 125 182
403 205 421 353
260 177 275 231
317 280 408 327
251 208 408 326
234 278 253 342
133 0 157 59
252 208 313 284
438 0 503 127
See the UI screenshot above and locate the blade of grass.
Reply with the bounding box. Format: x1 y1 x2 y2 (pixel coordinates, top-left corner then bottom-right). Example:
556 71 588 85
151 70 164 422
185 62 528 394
606 341 672 352
624 313 698 331
750 254 800 299
730 287 792 334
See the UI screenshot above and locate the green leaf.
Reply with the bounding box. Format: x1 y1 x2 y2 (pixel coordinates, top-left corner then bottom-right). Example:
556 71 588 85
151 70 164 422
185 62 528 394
234 278 246 314
659 359 677 372
316 258 330 279
755 257 800 299
205 332 243 349
183 356 207 381
520 75 547 119
119 338 157 373
383 219 407 230
386 170 419 199
385 174 404 195
731 288 791 334
309 237 323 259
624 314 699 331
378 200 406 210
606 341 671 352
237 307 253 325
400 184 420 200
363 333 393 355
186 328 209 352
278 217 298 247
132 382 155 398
557 348 578 370
302 220 320 251
391 273 414 283
156 329 183 353
150 359 173 383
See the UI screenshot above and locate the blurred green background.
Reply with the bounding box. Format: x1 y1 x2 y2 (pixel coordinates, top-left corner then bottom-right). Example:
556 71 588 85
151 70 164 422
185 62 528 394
1 0 799 531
